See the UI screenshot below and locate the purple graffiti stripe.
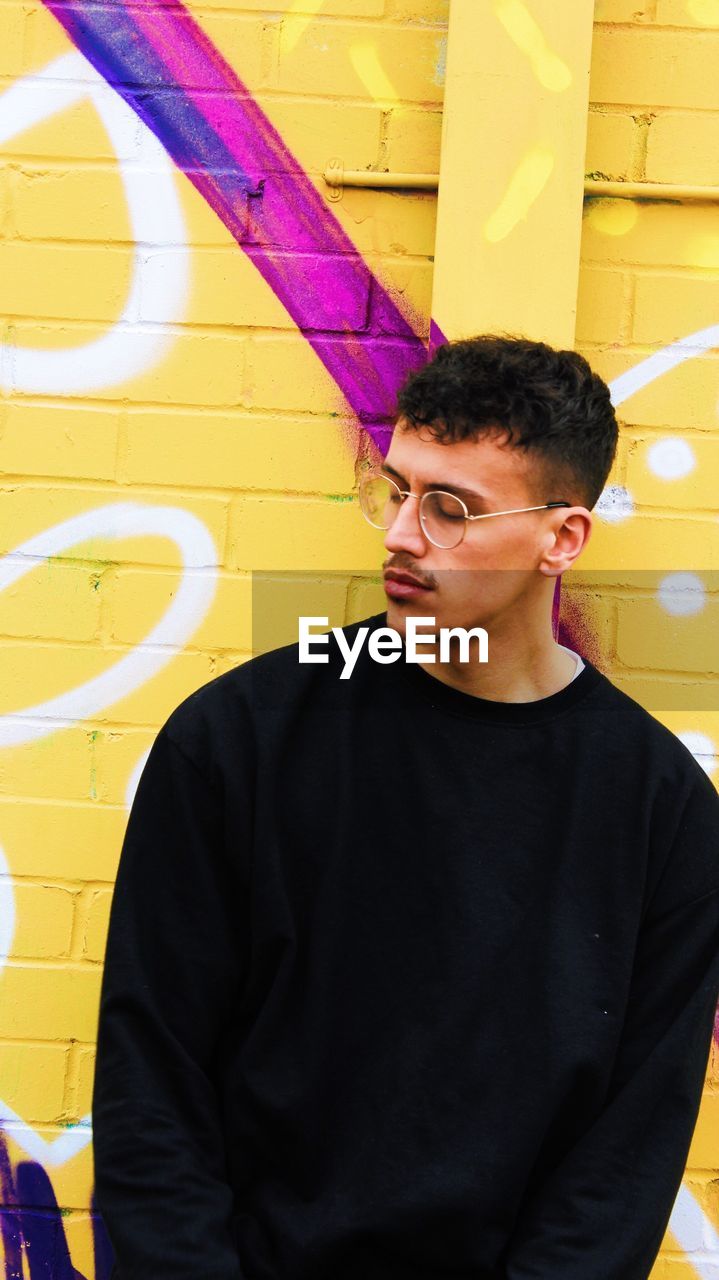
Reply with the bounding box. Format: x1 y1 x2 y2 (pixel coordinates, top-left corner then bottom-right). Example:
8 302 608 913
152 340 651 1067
42 0 444 448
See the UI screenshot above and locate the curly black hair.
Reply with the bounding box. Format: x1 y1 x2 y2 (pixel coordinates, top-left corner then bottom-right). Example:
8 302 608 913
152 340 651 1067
395 333 618 511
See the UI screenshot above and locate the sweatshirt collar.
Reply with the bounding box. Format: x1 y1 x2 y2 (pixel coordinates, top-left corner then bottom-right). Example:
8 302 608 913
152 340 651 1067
367 611 605 725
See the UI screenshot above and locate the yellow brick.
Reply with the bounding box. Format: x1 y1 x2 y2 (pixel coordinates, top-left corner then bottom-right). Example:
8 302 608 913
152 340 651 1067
7 322 247 407
76 729 156 811
0 964 101 1042
0 1043 68 1122
272 21 446 104
0 732 124 798
687 1090 719 1168
175 165 246 250
584 111 637 181
259 97 381 174
216 652 252 674
659 709 719 755
337 186 438 257
0 664 221 801
12 165 134 243
10 882 77 959
121 410 359 492
19 1154 96 1226
347 574 388 624
0 241 132 323
608 669 719 715
227 494 387 571
0 559 102 642
386 0 449 18
576 267 628 343
578 344 719 432
0 98 119 162
0 5 32 78
582 201 718 269
18 1 79 74
593 0 654 19
611 431 632 484
0 166 10 232
1 402 118 481
75 1045 96 1116
617 595 719 673
142 246 290 328
678 1173 719 1227
58 1212 99 1280
195 0 384 9
590 28 719 110
109 567 253 650
581 513 719 570
625 433 719 510
243 334 345 413
646 112 719 184
0 644 138 747
374 255 433 337
0 486 228 568
655 0 719 25
252 573 352 654
89 649 224 735
80 887 114 963
0 799 126 881
632 273 719 343
190 12 269 88
383 107 443 173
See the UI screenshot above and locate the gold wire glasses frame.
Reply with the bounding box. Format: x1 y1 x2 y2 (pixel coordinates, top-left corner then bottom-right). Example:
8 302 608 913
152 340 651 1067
357 470 572 550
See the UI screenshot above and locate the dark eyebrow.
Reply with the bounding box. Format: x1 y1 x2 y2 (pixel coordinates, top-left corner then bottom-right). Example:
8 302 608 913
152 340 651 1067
380 462 489 507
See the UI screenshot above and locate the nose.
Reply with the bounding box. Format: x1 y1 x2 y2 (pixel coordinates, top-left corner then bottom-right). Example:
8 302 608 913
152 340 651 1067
383 493 427 557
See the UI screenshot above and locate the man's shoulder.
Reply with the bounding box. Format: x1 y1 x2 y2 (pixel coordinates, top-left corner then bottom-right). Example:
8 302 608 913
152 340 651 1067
158 609 386 753
591 666 716 786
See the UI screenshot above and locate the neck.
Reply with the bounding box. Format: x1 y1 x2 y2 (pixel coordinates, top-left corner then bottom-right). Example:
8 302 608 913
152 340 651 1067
406 594 578 704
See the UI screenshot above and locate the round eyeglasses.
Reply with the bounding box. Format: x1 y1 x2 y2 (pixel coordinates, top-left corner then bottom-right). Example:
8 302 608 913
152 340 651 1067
357 470 571 550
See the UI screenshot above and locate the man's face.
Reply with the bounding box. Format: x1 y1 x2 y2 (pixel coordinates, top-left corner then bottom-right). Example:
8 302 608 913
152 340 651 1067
380 420 576 639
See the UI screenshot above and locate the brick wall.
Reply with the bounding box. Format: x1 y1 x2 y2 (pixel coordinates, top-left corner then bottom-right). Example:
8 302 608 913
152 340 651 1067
0 0 718 1274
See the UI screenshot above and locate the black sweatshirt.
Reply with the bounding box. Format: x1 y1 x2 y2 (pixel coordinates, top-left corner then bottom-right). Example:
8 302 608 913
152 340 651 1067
92 609 719 1280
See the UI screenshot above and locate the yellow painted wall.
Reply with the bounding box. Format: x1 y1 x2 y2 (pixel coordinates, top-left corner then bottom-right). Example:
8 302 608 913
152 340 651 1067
579 4 719 1270
0 1 718 1276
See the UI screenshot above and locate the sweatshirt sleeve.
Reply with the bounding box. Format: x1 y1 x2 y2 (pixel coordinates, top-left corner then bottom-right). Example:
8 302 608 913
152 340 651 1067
500 768 719 1280
91 720 247 1280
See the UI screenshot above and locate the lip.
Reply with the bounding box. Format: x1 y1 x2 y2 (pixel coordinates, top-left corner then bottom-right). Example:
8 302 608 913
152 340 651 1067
384 573 432 599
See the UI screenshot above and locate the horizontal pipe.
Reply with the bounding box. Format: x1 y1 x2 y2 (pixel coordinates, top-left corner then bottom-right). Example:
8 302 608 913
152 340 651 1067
584 178 719 202
323 166 719 203
324 167 439 190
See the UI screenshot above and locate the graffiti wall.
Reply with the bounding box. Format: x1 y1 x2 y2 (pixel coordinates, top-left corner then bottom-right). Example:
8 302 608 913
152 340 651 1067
0 0 717 1274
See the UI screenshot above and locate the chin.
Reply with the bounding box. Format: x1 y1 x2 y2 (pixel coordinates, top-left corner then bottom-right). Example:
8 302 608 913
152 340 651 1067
384 598 439 635
384 599 406 633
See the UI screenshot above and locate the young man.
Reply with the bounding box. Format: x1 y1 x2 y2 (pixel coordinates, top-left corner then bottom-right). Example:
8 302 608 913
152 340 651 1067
93 335 719 1280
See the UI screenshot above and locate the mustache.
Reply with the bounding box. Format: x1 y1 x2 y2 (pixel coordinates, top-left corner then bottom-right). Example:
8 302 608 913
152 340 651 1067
382 560 437 589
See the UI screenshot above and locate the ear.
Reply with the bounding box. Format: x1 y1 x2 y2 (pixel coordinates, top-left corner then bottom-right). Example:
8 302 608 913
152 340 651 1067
537 508 593 577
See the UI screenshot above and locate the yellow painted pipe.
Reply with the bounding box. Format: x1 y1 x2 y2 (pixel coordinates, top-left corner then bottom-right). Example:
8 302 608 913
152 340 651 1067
584 179 719 203
323 166 438 190
323 167 719 204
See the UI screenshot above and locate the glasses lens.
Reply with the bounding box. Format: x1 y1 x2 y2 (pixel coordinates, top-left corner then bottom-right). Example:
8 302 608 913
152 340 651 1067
358 474 401 529
421 491 466 548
